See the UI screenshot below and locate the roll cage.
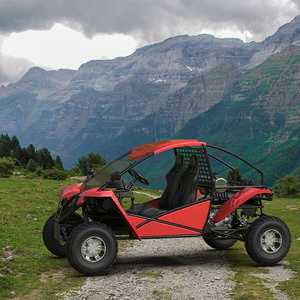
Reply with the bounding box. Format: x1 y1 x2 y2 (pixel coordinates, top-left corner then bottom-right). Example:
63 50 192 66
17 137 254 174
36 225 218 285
83 139 266 196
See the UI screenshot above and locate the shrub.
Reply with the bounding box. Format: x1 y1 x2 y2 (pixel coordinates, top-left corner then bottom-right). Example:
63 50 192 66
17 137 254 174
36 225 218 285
35 166 44 177
25 171 39 179
274 175 300 196
27 159 38 172
43 168 68 180
0 157 16 178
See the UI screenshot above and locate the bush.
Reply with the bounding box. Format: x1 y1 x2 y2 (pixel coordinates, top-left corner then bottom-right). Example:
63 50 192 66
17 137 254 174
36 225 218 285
25 171 39 179
274 175 300 196
27 159 38 172
0 157 16 178
43 168 68 180
35 166 44 177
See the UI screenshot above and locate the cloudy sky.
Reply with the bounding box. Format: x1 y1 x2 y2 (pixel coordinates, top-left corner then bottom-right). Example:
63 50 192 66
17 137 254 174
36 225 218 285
0 0 299 86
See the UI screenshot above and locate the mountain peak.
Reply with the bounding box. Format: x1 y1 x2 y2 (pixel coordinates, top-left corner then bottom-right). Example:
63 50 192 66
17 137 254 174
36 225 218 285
246 15 300 68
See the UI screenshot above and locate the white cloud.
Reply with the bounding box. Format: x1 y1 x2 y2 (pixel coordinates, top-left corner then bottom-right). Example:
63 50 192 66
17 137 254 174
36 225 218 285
2 24 139 70
0 35 33 86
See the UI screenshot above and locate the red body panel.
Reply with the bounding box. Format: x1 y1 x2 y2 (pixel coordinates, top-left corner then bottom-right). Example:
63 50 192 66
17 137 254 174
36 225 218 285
213 187 272 223
158 200 210 231
127 215 148 228
61 183 84 200
128 139 206 160
136 221 201 237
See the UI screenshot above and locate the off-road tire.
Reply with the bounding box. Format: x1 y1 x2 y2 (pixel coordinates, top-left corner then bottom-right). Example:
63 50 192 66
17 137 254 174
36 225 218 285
203 236 237 250
66 222 118 276
43 213 83 257
245 215 291 265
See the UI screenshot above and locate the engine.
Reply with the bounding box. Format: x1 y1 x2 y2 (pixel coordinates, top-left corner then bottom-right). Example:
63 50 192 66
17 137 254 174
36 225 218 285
208 208 234 227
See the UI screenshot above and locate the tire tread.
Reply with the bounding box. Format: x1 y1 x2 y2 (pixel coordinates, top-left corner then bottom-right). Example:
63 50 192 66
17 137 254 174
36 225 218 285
66 222 118 276
245 215 291 265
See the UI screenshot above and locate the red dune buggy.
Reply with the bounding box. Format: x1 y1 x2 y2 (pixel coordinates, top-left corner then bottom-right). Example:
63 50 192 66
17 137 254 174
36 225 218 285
43 140 291 276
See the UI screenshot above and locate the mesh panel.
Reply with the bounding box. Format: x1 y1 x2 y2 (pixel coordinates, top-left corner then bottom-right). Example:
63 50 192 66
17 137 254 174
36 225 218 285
174 146 214 187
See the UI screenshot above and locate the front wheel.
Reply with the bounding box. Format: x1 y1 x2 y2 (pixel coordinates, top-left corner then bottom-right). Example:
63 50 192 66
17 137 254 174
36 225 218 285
245 215 291 265
66 222 118 276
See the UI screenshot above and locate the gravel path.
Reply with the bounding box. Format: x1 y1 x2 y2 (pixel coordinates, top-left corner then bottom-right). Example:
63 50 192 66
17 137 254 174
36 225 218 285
58 237 235 299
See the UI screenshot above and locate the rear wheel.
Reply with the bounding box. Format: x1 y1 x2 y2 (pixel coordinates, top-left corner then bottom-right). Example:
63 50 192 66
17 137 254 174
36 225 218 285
43 213 83 257
203 236 237 250
245 215 291 265
66 222 118 276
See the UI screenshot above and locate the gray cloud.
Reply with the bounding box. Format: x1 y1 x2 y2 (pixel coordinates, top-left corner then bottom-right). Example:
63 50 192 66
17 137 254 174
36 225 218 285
0 0 299 42
0 0 299 85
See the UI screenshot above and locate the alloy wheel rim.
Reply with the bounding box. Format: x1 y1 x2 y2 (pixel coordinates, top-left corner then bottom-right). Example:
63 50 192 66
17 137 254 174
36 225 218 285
260 229 282 253
81 236 106 262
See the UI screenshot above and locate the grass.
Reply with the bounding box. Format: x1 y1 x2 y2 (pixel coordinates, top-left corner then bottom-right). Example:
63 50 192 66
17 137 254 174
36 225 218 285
0 177 87 299
223 195 300 299
0 177 299 299
0 177 154 299
137 272 163 278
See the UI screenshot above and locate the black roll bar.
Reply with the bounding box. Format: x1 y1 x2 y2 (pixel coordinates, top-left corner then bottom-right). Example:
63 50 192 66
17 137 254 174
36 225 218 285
206 144 264 185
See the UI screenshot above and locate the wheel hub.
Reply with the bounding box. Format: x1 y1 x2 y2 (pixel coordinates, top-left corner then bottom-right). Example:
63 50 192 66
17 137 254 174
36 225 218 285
260 229 282 253
81 236 106 262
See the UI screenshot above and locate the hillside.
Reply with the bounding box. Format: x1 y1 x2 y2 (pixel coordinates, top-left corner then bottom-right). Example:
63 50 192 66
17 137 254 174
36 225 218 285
177 45 300 186
0 16 299 179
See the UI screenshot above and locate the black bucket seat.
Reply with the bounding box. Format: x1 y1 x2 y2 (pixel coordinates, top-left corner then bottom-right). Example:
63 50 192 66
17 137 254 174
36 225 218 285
128 155 200 218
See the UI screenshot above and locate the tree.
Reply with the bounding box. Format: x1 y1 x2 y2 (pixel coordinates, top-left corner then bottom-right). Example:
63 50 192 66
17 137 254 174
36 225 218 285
274 175 300 196
54 156 64 170
226 166 242 183
10 135 22 159
27 159 38 173
0 134 59 174
0 134 11 157
37 148 55 170
27 144 37 161
76 152 106 175
0 157 15 178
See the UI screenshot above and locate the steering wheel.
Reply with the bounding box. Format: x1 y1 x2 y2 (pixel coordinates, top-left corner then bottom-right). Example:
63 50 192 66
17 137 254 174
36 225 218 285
128 169 149 186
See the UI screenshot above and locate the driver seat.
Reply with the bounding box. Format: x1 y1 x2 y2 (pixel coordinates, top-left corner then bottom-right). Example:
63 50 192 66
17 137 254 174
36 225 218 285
127 154 184 215
137 155 199 218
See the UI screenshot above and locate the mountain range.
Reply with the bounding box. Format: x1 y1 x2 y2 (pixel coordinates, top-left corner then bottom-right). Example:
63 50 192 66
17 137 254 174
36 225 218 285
0 15 299 187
